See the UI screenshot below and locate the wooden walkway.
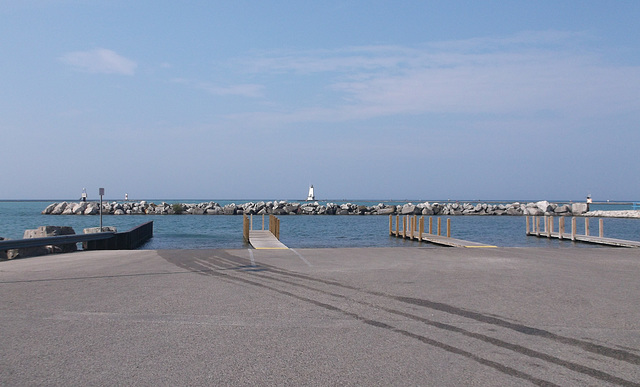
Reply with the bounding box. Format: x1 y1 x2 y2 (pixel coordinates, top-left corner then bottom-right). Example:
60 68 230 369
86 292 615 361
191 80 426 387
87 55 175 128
389 215 497 248
526 216 640 248
243 214 288 249
417 233 497 248
248 230 288 249
527 231 640 247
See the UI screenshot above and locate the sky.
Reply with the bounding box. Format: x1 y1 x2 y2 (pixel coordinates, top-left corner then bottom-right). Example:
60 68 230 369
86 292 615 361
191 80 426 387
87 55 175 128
1 1 639 201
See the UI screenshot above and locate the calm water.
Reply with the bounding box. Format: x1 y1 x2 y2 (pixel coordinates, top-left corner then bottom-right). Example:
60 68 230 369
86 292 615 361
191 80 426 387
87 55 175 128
1 201 639 249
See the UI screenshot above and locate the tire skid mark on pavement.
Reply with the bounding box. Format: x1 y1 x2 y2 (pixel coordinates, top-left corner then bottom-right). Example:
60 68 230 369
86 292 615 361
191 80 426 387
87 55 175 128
209 253 639 387
163 252 559 387
214 249 640 367
159 250 639 387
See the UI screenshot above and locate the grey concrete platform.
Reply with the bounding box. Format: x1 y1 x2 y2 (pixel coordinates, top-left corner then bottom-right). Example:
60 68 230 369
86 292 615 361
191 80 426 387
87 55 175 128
1 247 640 386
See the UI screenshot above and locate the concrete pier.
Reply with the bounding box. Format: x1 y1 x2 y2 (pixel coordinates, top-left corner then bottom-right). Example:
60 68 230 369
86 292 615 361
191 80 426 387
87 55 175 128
1 247 639 386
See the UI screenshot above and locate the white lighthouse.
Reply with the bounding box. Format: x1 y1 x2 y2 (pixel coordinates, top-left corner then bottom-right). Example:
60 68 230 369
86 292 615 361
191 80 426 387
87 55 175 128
306 185 315 201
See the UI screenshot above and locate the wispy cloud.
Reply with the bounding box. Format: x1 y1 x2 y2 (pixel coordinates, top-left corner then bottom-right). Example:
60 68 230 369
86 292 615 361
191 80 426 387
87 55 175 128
59 48 137 75
242 31 591 74
172 78 264 98
225 31 640 126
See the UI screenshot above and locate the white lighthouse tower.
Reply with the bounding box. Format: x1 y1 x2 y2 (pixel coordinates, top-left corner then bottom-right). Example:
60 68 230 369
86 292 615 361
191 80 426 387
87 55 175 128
306 185 315 201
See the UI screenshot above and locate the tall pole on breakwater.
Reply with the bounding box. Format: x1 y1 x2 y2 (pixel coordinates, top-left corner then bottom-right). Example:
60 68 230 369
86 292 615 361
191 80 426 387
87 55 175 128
99 188 104 232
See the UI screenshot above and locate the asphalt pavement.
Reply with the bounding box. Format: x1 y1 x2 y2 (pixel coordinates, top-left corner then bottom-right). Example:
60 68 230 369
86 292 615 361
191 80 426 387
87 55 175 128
1 247 639 386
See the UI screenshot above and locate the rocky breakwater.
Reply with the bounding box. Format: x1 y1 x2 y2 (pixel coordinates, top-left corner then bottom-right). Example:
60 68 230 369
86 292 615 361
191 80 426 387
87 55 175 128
42 200 589 216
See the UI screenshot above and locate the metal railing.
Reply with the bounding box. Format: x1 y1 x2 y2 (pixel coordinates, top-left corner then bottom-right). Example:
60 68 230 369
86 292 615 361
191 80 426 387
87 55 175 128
0 232 115 251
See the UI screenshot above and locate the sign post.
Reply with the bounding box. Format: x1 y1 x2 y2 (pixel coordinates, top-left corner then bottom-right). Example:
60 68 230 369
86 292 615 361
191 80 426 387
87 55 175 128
99 188 105 232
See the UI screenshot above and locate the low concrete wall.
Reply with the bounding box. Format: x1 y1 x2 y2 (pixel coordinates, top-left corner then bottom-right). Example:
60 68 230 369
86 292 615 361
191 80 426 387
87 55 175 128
1 222 153 260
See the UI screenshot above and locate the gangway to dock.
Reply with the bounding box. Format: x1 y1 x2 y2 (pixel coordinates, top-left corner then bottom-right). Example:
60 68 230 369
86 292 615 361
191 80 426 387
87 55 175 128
389 215 497 248
243 214 287 249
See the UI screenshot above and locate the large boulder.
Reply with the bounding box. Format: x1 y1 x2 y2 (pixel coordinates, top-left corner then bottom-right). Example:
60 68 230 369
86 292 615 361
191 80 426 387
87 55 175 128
23 226 75 239
223 204 237 215
16 226 77 258
571 203 588 215
189 208 206 215
83 226 117 233
324 203 338 215
82 227 117 250
72 202 88 215
42 203 57 214
300 205 317 214
205 207 224 215
377 206 395 215
422 206 435 215
84 203 99 215
450 206 464 215
0 237 18 260
51 202 68 215
525 207 544 216
273 208 288 215
355 205 368 215
241 203 256 215
284 203 300 214
536 201 552 213
554 204 572 214
507 207 523 216
401 203 416 215
62 205 75 215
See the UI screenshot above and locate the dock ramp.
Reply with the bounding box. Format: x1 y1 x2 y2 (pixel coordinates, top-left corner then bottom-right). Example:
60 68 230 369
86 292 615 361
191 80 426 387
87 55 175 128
244 214 287 249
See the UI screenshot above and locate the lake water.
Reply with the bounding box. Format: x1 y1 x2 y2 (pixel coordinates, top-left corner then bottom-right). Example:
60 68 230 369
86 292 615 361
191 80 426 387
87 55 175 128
1 201 639 249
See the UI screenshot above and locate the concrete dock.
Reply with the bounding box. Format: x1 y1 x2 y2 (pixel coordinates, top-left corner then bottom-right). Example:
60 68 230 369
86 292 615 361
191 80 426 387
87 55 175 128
1 247 640 386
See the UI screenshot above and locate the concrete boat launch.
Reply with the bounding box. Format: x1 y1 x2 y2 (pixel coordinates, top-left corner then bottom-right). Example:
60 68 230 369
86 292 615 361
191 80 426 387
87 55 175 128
1 247 639 385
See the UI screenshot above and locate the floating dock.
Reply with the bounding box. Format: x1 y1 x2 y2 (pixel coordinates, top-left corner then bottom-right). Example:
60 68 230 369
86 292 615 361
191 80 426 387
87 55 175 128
243 214 287 249
390 215 497 248
526 215 640 248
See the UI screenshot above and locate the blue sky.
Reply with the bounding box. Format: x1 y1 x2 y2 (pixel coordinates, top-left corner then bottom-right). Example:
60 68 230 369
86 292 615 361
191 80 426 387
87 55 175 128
2 1 639 201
